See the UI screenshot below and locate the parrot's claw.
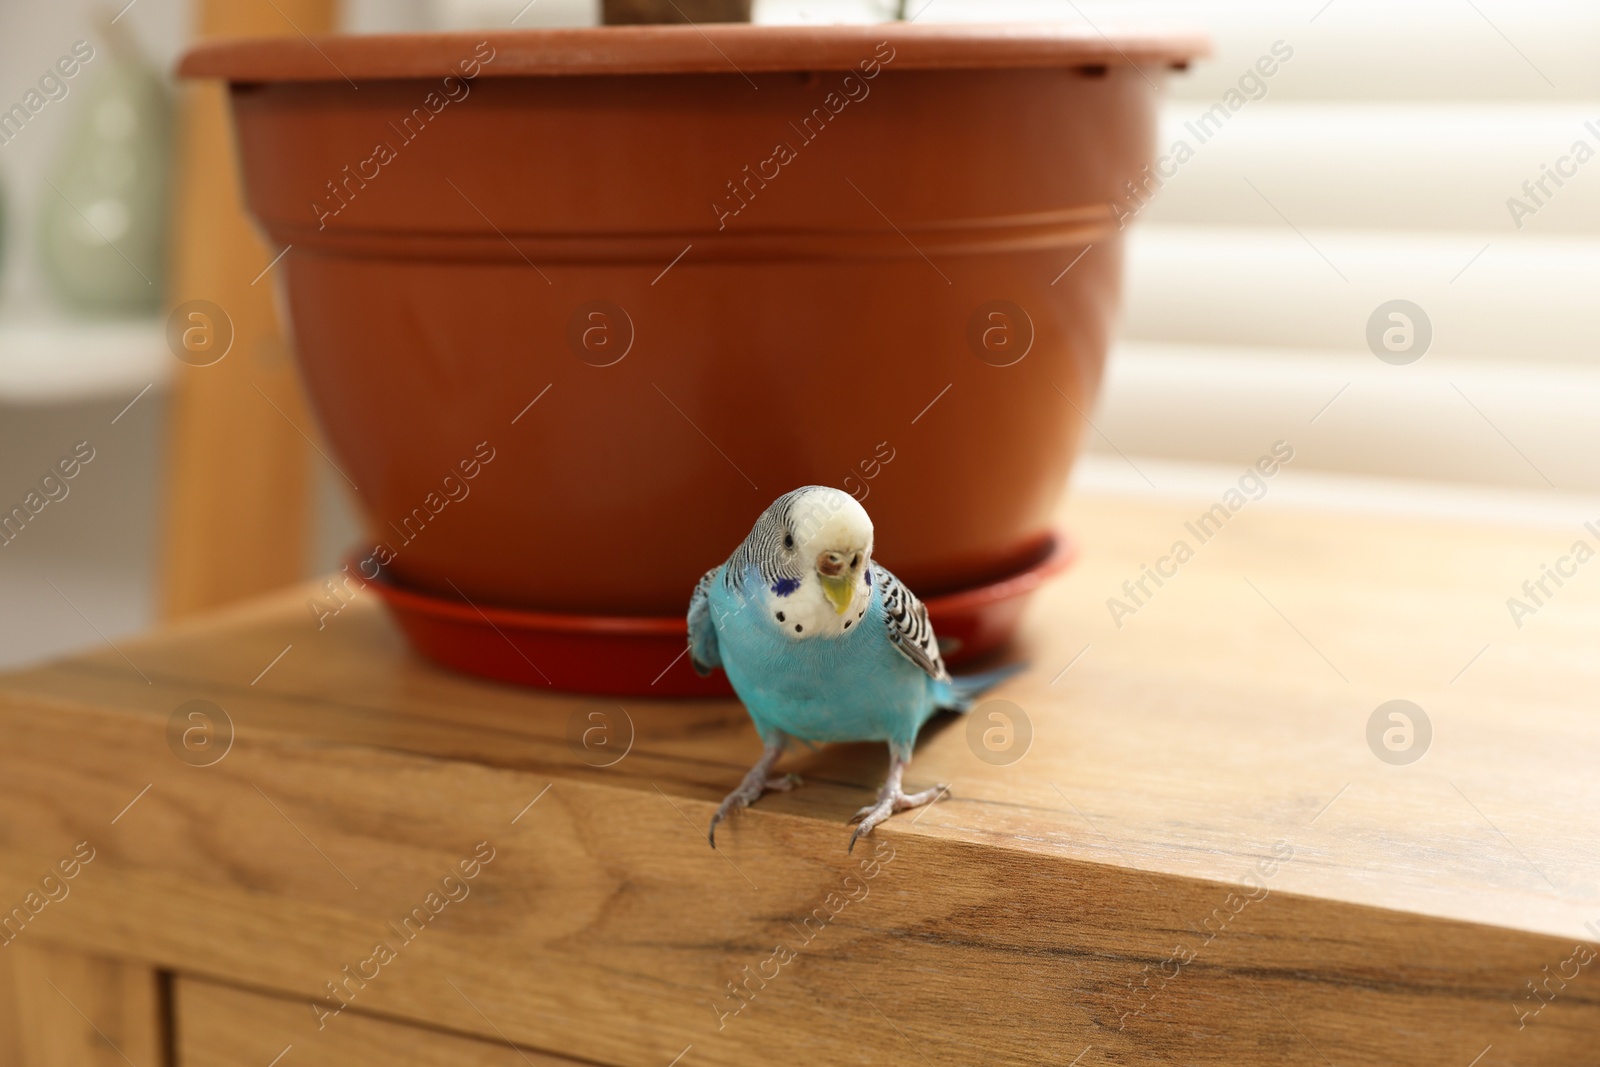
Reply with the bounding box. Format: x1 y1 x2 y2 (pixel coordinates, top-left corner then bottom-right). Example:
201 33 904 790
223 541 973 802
708 738 794 848
846 750 944 851
847 782 946 851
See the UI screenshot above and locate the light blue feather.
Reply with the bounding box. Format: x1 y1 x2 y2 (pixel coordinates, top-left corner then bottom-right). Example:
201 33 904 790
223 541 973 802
697 560 1012 757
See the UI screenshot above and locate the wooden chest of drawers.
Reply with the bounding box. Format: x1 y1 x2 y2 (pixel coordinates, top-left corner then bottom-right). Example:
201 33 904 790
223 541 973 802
2 495 1596 1064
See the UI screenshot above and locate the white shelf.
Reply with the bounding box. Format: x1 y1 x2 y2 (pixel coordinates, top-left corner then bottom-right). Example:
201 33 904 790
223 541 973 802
0 316 171 405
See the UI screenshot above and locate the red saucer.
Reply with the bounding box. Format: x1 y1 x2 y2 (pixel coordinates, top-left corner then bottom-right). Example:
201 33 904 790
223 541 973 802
366 533 1075 697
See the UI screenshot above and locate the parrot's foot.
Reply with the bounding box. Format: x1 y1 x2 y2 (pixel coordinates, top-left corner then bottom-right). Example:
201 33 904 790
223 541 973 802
846 751 946 851
848 783 945 825
708 736 793 848
847 783 946 850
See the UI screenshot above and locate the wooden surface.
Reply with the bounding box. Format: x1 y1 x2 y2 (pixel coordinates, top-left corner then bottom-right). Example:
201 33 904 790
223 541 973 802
2 492 1598 1065
177 977 582 1066
0 943 165 1067
159 0 338 620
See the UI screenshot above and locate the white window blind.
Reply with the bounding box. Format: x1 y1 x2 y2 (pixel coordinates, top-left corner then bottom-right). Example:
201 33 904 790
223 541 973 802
1089 0 1600 493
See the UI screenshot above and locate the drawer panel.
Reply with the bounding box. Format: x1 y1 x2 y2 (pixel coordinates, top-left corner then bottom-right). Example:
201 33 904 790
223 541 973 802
175 977 589 1066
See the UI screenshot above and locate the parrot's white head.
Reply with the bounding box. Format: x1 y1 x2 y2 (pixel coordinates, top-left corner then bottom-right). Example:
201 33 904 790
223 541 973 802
751 486 874 640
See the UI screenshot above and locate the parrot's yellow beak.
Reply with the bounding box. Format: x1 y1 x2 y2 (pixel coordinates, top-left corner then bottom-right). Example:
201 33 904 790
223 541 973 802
816 550 860 616
819 574 854 615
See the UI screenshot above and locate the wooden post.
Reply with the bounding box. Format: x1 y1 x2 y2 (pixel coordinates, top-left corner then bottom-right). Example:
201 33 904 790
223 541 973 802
159 0 338 620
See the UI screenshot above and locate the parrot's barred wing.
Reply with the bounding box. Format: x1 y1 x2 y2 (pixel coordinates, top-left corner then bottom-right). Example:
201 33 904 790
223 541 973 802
875 566 949 682
687 566 722 677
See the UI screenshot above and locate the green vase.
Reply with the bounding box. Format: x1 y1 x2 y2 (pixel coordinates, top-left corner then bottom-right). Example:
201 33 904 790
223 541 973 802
37 49 170 317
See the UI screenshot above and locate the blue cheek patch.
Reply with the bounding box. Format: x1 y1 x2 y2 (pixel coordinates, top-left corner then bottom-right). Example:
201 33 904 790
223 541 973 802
770 577 801 597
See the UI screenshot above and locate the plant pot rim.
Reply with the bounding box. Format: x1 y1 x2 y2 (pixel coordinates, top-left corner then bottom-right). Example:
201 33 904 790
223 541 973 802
357 532 1075 695
178 22 1208 83
360 529 1075 637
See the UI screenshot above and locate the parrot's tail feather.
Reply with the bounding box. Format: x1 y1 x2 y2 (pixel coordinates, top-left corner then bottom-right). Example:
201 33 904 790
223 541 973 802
938 662 1027 712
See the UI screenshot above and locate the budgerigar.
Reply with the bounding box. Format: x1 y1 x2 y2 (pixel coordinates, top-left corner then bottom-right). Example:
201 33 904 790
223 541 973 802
688 485 1020 850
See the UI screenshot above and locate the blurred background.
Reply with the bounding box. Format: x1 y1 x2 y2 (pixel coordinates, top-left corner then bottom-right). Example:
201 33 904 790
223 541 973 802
1 0 1595 669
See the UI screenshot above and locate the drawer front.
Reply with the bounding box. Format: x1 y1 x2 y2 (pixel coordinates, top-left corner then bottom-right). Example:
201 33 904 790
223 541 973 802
176 977 588 1066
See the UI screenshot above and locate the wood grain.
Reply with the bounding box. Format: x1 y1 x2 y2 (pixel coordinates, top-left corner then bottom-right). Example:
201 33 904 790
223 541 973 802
2 493 1597 1065
177 977 586 1065
159 0 339 620
0 943 165 1067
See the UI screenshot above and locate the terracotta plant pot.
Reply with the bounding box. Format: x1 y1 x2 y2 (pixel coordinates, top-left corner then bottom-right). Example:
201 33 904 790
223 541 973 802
602 0 752 25
180 24 1203 694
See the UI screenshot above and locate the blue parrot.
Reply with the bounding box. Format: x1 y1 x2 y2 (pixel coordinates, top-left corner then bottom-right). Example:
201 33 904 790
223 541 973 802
688 486 1020 850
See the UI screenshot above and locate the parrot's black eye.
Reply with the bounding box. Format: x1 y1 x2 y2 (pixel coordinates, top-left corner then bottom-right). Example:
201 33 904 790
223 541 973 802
783 533 794 549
